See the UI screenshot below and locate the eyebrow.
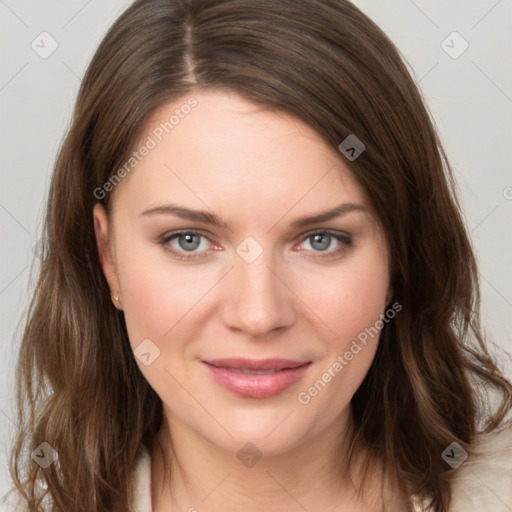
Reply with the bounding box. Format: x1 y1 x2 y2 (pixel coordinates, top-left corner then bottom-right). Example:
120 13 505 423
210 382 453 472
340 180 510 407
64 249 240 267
140 202 367 229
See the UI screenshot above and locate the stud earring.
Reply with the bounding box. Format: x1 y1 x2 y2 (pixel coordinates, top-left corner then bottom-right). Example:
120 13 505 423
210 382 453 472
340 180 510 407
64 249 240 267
111 291 121 304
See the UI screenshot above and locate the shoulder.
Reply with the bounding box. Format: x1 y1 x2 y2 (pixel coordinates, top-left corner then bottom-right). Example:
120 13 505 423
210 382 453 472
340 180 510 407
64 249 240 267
131 443 153 512
448 424 512 511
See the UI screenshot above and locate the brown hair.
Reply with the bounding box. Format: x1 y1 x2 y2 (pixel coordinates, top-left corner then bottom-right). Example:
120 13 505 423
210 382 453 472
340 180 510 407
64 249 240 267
8 0 511 510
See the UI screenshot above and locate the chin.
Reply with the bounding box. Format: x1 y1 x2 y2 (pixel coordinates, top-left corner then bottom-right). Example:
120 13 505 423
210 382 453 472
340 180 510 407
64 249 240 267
202 410 315 457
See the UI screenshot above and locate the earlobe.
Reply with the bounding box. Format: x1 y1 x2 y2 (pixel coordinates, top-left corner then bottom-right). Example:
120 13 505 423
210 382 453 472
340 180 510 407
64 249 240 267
93 203 121 306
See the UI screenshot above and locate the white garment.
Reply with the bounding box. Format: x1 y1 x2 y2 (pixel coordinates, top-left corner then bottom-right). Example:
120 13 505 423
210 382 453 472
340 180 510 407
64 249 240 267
447 425 512 511
130 426 512 512
131 442 153 512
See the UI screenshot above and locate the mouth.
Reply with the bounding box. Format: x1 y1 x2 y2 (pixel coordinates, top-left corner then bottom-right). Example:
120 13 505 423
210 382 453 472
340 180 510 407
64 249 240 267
201 358 312 398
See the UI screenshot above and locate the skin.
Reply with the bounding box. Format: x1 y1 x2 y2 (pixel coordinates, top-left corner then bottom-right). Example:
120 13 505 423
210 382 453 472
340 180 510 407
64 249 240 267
94 89 393 511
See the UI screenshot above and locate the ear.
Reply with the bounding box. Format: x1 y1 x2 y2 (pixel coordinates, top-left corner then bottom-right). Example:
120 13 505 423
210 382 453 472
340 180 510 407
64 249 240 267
93 203 122 306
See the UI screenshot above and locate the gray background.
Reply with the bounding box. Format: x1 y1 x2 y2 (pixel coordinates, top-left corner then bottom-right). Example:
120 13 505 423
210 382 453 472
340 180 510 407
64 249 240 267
1 0 511 501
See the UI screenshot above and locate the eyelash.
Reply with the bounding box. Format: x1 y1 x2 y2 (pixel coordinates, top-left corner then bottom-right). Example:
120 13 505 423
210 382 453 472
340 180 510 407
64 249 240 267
158 229 353 261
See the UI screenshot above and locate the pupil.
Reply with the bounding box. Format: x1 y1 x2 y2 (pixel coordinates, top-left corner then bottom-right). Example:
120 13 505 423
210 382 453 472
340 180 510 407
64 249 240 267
180 234 200 251
312 234 330 251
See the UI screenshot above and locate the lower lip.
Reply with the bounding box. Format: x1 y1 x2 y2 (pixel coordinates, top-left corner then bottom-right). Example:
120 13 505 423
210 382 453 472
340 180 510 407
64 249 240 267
202 362 311 398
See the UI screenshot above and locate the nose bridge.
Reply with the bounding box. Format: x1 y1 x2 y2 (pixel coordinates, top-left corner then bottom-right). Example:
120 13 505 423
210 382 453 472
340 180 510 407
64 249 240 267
223 239 294 335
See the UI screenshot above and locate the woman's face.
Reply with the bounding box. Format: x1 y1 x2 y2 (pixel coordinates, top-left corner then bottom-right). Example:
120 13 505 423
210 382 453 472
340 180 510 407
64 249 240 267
94 89 392 456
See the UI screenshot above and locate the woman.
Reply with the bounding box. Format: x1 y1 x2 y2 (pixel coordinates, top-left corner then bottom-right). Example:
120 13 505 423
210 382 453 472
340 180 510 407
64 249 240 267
5 0 512 510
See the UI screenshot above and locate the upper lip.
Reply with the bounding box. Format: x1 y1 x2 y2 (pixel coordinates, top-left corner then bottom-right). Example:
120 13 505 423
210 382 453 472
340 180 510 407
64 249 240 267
202 358 310 371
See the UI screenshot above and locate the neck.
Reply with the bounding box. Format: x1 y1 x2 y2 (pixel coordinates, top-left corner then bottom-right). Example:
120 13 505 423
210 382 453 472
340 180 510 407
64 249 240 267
150 408 385 512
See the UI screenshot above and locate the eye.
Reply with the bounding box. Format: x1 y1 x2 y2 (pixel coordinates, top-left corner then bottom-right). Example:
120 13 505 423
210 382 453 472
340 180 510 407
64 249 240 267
159 230 216 261
296 230 353 259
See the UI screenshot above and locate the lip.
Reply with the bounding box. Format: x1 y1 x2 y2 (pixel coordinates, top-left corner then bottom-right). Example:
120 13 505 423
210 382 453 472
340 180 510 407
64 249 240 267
201 358 312 398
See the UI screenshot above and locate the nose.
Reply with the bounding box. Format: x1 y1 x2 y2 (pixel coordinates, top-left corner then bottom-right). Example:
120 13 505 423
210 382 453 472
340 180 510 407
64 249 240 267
221 249 296 337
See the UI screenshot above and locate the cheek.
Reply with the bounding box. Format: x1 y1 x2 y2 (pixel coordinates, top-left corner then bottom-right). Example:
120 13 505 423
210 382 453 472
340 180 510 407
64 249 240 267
297 268 387 412
302 245 390 347
333 254 389 384
113 239 208 347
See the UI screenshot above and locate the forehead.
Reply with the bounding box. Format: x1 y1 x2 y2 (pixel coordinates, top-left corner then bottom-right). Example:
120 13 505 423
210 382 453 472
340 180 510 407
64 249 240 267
109 89 370 222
